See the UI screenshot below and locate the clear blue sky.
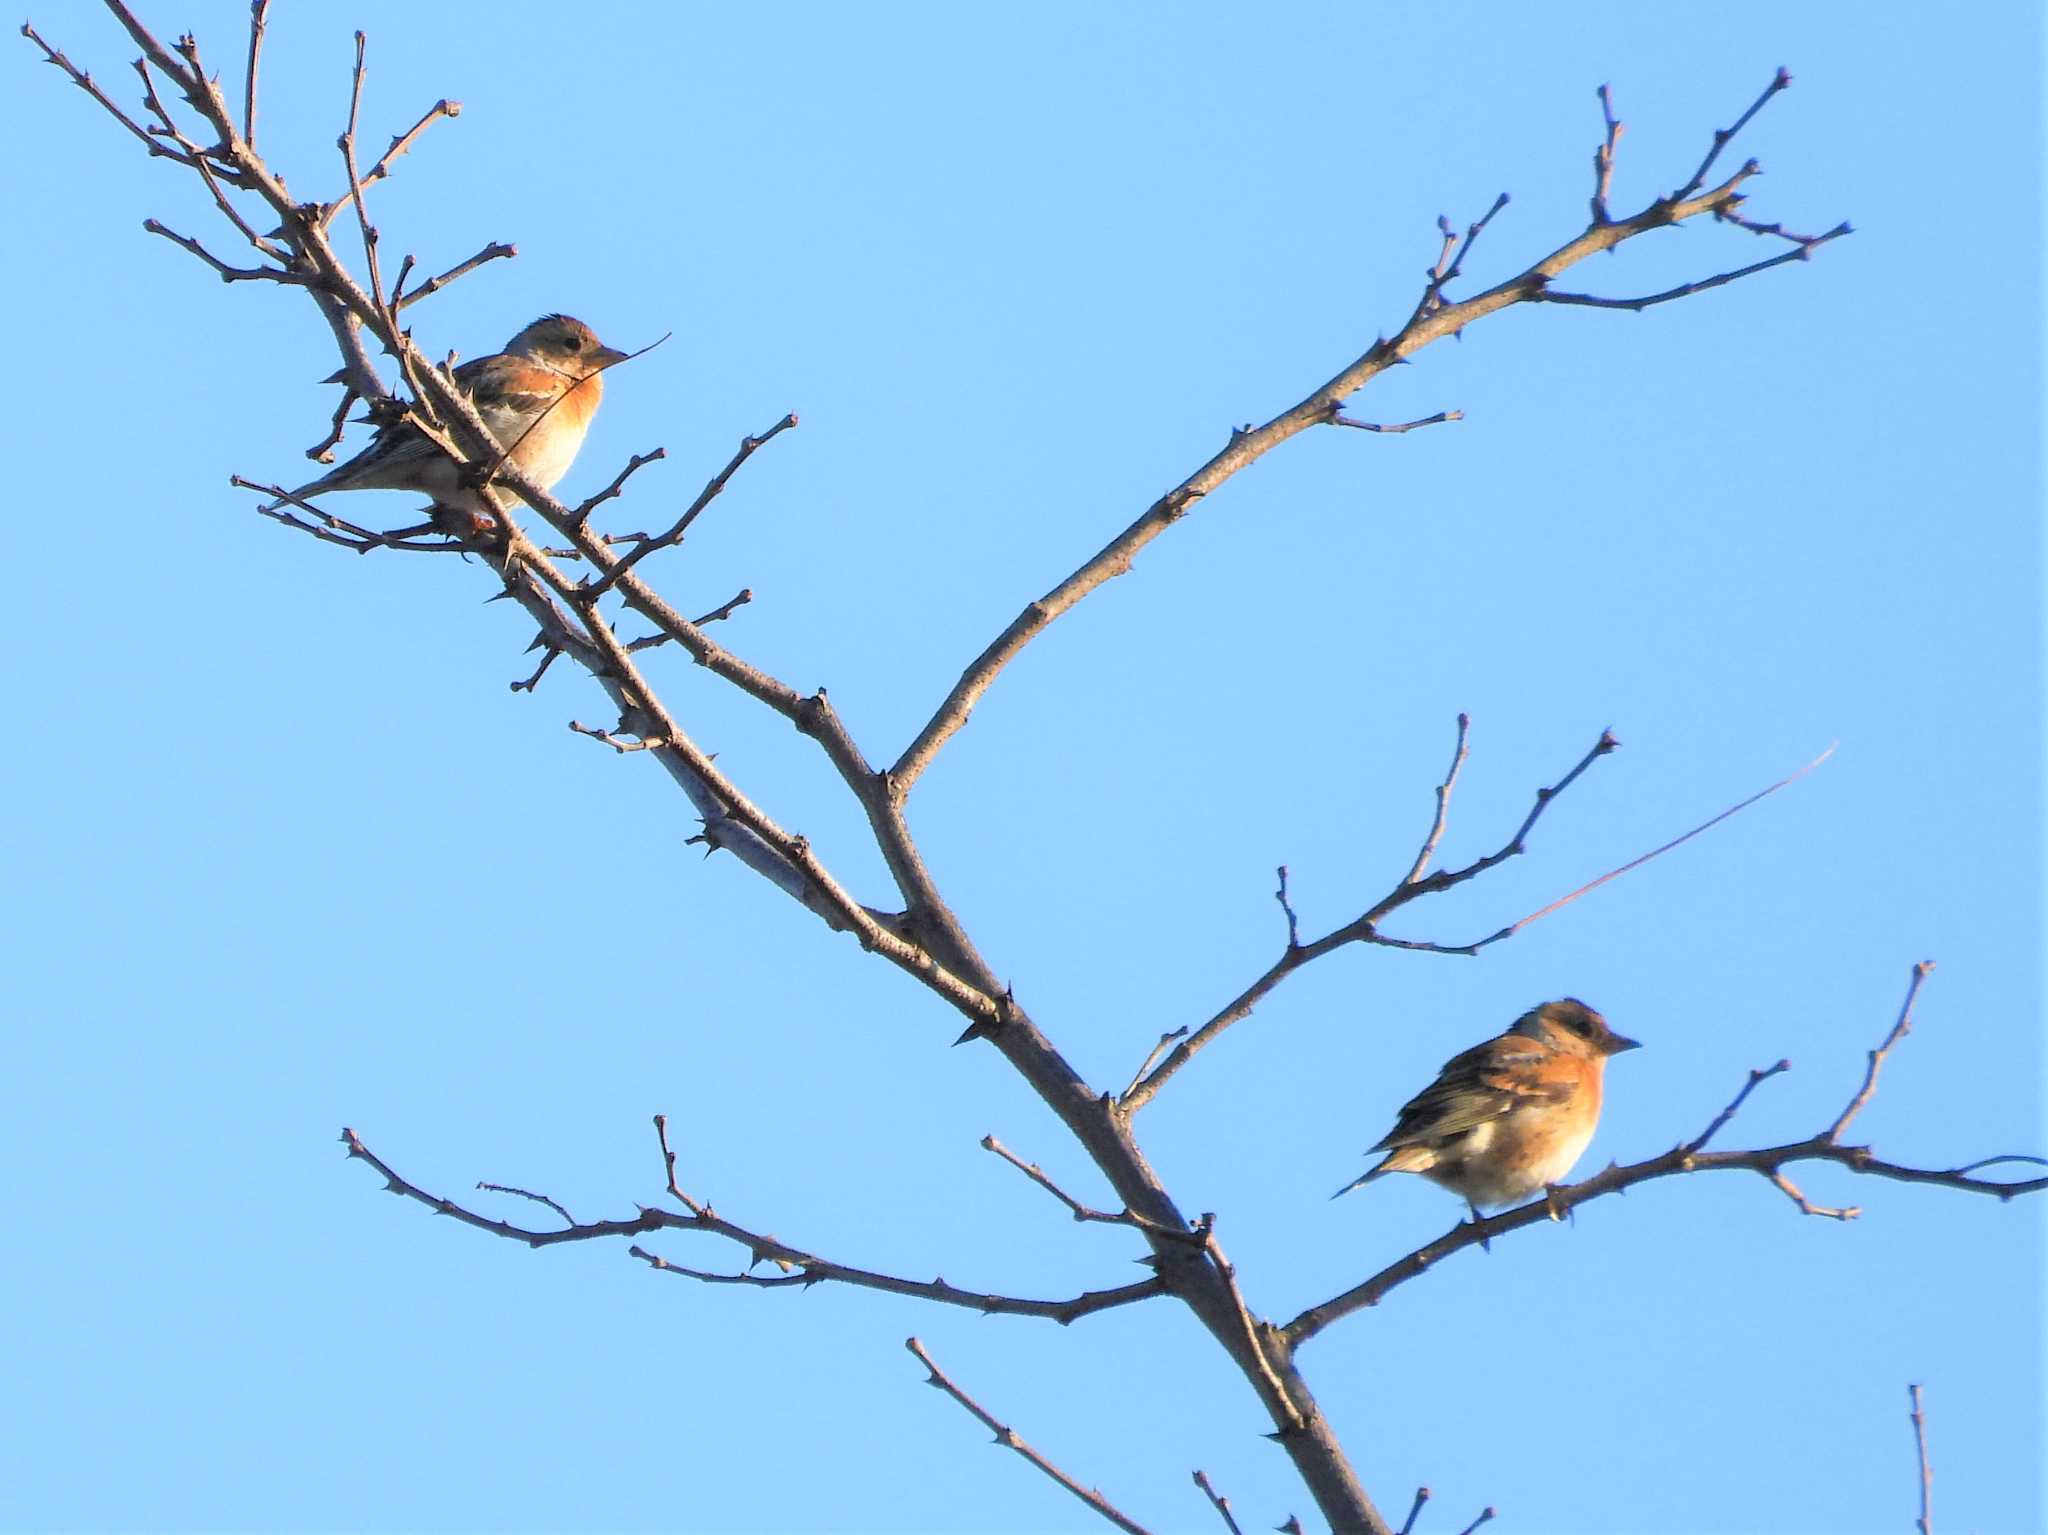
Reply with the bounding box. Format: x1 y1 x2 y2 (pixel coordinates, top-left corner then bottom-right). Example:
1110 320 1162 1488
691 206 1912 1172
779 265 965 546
6 4 2041 1533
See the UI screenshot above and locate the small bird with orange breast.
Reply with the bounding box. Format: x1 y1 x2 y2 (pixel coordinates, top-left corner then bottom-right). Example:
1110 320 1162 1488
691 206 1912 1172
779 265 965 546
1333 998 1639 1214
276 313 626 529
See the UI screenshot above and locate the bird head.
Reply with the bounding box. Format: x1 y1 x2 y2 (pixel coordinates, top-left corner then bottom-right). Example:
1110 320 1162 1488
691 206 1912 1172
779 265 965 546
507 314 630 377
1515 997 1641 1058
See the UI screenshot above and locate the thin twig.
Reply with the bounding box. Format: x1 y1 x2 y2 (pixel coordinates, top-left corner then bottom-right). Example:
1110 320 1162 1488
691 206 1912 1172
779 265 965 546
620 589 755 652
1399 1487 1432 1535
1411 194 1511 326
341 1126 1165 1324
1534 224 1852 311
476 1180 575 1227
142 218 292 283
571 448 667 524
393 240 517 309
577 415 797 592
1192 1470 1244 1535
305 385 359 462
981 1136 1203 1245
21 22 198 166
242 0 268 148
229 475 464 552
906 1337 1157 1535
1908 1383 1933 1535
1274 866 1302 950
1591 83 1623 223
1328 409 1463 434
1830 960 1933 1140
1120 1029 1188 1102
1685 1060 1791 1153
1404 713 1471 884
317 96 461 226
509 646 561 693
339 34 389 324
569 719 660 753
1676 66 1790 198
1454 1508 1498 1535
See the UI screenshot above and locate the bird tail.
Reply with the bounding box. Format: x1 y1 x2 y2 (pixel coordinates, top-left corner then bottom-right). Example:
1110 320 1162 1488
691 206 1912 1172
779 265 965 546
1330 1162 1389 1200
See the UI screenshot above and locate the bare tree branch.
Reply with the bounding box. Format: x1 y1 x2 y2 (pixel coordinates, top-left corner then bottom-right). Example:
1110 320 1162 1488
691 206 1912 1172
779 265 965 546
907 1337 1158 1535
1122 724 1619 1114
340 1124 1167 1326
886 71 1843 800
21 21 200 167
1531 223 1851 311
1398 1487 1431 1535
1122 732 1832 1114
575 415 797 596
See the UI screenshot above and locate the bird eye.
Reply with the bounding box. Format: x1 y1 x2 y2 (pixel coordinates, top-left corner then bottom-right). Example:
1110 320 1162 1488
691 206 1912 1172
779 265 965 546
561 334 583 352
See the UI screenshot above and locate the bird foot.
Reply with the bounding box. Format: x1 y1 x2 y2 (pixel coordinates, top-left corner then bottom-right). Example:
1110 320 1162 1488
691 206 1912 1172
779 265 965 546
429 503 504 542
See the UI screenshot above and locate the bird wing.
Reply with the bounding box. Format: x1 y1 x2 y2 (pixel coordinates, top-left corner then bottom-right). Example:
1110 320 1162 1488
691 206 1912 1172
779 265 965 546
290 353 571 499
462 355 569 431
1371 1035 1580 1150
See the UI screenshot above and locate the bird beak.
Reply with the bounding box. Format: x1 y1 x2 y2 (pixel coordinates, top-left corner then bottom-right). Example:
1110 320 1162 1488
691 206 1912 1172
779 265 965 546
591 344 630 370
1608 1033 1642 1053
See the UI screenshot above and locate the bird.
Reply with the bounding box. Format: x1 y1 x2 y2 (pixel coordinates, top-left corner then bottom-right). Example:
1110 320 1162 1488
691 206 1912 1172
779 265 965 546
1332 998 1639 1214
275 313 627 530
